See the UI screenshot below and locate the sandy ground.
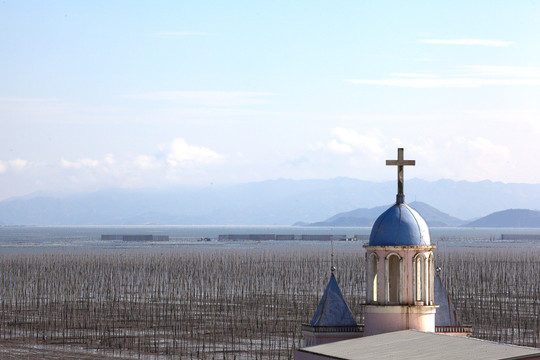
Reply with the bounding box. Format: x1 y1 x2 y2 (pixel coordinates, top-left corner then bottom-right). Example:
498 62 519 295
0 341 138 360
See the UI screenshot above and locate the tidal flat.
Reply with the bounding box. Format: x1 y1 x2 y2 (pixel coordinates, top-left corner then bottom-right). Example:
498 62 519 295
0 245 538 359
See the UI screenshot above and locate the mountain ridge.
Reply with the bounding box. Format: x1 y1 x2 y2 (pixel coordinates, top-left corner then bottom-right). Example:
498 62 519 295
1 178 540 225
462 209 540 228
305 201 465 227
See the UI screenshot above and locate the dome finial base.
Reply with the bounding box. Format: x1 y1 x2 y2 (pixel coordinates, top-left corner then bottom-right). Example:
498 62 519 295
396 194 405 204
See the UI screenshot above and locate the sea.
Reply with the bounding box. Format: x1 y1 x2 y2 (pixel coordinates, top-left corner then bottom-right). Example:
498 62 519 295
0 225 539 254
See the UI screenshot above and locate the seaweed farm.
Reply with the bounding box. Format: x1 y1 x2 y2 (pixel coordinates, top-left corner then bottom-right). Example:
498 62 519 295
0 242 538 359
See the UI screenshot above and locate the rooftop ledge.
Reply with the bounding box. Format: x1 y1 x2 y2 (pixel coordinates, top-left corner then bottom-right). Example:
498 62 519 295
301 325 364 333
363 245 436 250
435 325 473 334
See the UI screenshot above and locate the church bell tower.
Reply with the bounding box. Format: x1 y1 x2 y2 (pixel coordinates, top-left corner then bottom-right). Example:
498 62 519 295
363 148 437 336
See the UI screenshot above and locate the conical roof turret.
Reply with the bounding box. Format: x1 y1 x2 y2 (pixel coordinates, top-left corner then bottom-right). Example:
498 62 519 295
310 273 357 327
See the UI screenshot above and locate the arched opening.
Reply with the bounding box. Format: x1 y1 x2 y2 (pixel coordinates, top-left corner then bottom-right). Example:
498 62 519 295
414 254 426 304
369 253 378 302
387 254 401 303
428 253 434 305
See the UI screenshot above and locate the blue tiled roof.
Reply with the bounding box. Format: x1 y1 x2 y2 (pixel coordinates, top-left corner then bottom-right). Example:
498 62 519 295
369 202 430 246
434 271 459 326
310 273 357 327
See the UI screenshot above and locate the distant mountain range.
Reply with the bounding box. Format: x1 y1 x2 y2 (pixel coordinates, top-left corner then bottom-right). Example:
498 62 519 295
303 202 540 228
2 177 540 226
302 201 465 227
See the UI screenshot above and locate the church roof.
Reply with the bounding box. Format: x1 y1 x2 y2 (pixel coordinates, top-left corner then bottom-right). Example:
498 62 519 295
309 273 357 327
368 148 430 247
296 330 540 360
368 201 431 246
434 269 460 326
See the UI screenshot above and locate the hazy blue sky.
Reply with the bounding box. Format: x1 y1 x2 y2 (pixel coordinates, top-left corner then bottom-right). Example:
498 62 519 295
1 1 539 200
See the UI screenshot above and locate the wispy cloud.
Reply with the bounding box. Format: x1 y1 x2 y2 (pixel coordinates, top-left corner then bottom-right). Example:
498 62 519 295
125 91 275 107
0 159 30 174
156 31 210 37
347 78 540 88
133 155 161 170
419 38 512 47
325 128 384 158
29 139 226 190
0 97 59 103
389 73 436 78
57 139 223 173
415 136 512 182
347 65 540 88
326 140 353 154
9 159 28 171
463 65 540 77
61 158 100 169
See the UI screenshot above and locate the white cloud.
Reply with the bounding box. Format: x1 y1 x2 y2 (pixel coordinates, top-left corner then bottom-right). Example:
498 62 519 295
4 140 225 194
329 128 384 157
166 138 223 167
104 154 116 165
326 139 353 154
464 136 510 161
134 155 161 170
8 158 28 170
419 38 512 47
411 136 512 182
61 158 100 169
347 65 540 88
125 91 275 107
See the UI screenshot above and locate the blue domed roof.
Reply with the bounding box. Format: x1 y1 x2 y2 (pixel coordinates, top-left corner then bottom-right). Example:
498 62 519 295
369 201 430 246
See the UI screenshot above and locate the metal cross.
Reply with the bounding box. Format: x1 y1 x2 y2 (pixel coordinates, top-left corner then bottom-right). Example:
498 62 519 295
386 148 415 201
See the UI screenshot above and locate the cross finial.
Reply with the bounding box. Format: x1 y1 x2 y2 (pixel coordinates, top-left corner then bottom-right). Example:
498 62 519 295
386 148 415 204
330 238 335 274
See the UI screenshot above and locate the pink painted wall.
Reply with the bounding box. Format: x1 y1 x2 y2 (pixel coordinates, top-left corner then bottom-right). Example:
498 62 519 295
364 305 436 336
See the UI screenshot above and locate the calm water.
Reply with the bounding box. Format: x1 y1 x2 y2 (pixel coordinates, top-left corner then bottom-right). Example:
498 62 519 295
0 225 539 254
